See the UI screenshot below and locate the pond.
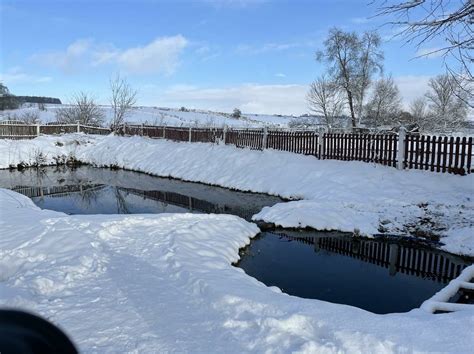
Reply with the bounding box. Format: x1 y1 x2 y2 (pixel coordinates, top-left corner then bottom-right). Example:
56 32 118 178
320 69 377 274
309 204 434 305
1 166 471 314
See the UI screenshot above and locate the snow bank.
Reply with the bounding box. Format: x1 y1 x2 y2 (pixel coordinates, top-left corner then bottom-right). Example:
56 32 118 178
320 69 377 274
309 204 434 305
0 134 473 256
1 188 473 353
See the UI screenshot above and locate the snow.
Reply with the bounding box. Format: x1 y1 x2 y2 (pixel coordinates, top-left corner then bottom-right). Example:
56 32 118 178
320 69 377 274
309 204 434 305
421 264 474 314
0 133 473 256
1 187 473 353
0 104 294 128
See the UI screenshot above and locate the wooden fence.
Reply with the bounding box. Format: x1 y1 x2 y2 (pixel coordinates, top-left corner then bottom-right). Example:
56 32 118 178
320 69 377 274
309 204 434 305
1 121 472 175
0 122 110 139
121 124 473 175
321 133 398 167
404 135 473 174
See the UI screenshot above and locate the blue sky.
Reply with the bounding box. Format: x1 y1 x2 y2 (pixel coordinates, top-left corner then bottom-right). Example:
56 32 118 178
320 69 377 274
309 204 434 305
1 0 451 115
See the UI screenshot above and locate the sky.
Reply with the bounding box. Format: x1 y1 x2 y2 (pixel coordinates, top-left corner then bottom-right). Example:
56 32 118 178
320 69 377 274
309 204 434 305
0 0 454 115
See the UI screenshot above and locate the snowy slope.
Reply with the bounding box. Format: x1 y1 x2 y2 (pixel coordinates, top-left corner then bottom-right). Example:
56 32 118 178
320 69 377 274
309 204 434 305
0 104 294 128
0 134 472 256
1 188 473 353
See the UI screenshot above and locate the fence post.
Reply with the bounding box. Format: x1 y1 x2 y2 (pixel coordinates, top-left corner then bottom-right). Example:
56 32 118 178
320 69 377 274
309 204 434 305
189 127 192 143
163 126 166 139
36 122 40 137
318 128 326 159
140 123 144 136
262 126 268 149
223 125 227 144
76 121 80 133
397 127 406 170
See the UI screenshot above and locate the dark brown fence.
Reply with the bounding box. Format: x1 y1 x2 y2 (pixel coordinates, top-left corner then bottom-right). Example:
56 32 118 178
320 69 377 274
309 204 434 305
322 133 398 167
404 135 473 175
226 129 264 150
0 122 110 138
2 121 472 175
191 128 224 143
119 124 472 175
0 123 37 139
267 130 319 156
40 124 78 135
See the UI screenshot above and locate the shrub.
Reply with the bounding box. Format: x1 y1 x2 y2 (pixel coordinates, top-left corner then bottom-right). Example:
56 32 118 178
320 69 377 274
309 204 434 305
232 108 242 118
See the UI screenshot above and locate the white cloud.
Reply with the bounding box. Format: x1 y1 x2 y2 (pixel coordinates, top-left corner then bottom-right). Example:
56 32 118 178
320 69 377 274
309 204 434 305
393 75 431 108
159 83 309 115
236 39 316 55
31 39 93 73
0 67 52 84
32 35 188 75
115 35 188 75
415 47 445 59
275 73 286 78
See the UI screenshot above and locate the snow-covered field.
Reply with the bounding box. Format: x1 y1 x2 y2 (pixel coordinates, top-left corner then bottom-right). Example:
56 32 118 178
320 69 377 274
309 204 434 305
1 188 474 353
0 104 295 128
0 133 473 256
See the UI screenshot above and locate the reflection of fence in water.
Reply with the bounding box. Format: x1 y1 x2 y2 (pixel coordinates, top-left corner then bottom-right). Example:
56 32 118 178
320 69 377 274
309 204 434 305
119 187 256 220
273 232 470 283
118 187 223 213
13 184 105 198
11 184 255 219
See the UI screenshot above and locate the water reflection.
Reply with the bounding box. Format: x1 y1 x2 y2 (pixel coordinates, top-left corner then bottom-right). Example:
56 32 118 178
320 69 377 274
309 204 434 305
237 230 472 314
0 166 283 220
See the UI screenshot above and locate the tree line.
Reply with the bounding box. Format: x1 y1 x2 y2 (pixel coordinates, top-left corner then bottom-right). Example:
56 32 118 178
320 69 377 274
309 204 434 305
0 84 62 110
308 28 469 133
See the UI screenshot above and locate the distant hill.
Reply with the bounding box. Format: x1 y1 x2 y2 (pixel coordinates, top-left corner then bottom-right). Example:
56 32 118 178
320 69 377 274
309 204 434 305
16 96 62 104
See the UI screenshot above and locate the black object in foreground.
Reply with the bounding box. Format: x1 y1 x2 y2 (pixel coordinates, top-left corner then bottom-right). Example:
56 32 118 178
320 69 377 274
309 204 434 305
0 310 77 354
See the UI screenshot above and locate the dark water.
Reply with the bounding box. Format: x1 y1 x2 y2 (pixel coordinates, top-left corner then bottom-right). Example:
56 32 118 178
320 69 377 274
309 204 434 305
0 166 470 314
237 230 471 314
0 166 283 220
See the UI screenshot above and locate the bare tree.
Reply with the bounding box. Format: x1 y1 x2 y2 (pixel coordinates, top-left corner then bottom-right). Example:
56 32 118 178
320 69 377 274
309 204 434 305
363 76 402 128
425 73 468 130
374 0 473 106
408 97 432 131
317 28 384 128
307 74 345 129
110 74 137 129
20 110 41 124
354 31 384 122
56 92 105 126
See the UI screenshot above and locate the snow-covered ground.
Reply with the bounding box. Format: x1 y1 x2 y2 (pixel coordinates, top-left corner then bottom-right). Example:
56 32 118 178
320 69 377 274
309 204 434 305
0 134 473 256
0 104 295 128
1 188 473 353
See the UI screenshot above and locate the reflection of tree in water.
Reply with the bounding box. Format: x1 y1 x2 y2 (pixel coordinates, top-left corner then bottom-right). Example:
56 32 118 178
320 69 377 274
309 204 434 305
78 185 103 208
114 187 131 214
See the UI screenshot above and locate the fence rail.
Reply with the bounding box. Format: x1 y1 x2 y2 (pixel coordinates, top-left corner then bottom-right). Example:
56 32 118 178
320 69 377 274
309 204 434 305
1 121 472 175
0 122 110 138
120 124 472 175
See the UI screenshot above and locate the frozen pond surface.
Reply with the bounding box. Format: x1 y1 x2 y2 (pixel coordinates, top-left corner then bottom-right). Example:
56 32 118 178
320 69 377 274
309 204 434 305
0 166 470 314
